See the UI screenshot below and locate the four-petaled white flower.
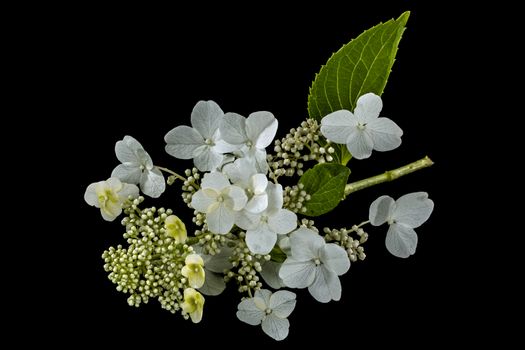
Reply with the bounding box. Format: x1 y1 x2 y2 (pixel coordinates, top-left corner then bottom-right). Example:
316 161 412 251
84 177 139 221
369 192 434 258
279 228 350 303
191 172 247 234
224 157 269 214
236 183 297 255
320 93 403 159
164 100 237 172
236 289 296 341
111 135 166 198
219 110 278 173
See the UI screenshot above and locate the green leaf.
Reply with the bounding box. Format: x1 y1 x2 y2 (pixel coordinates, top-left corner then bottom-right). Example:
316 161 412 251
270 245 287 263
299 163 351 217
307 11 410 120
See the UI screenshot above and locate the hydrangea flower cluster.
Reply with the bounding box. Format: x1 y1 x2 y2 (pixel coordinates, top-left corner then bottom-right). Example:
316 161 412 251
84 12 433 340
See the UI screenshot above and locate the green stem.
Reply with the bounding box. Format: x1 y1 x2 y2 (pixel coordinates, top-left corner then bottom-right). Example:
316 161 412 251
344 156 434 196
157 166 187 182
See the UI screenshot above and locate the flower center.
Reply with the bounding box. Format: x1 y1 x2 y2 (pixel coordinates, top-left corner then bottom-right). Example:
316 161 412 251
205 138 214 146
357 123 367 131
261 216 268 223
265 308 272 315
314 258 321 265
246 140 253 147
217 195 224 203
139 165 145 170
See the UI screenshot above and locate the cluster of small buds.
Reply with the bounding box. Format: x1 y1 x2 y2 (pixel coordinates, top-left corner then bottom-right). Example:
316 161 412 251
283 183 311 213
323 225 368 262
226 232 267 295
103 205 195 314
299 218 318 232
181 168 201 207
195 229 227 255
192 211 206 227
268 119 335 180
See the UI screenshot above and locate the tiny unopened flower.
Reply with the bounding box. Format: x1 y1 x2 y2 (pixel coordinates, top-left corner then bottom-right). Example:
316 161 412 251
181 254 206 288
181 288 205 323
165 215 187 244
84 177 139 221
369 192 434 258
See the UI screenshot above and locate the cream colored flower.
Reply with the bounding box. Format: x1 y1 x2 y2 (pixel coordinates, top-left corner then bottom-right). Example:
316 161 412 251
181 254 205 288
181 288 205 323
84 177 139 221
165 215 187 244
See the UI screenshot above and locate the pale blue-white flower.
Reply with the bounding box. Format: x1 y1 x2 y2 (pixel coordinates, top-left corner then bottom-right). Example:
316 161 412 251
191 172 247 234
320 93 403 159
236 183 297 255
219 110 278 173
164 100 238 172
236 289 296 341
84 177 139 221
224 157 268 214
279 228 350 303
369 192 434 258
197 246 233 296
260 261 285 289
111 135 165 198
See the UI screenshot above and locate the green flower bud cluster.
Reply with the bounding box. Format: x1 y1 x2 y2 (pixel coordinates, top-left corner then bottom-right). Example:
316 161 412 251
195 228 228 255
299 218 318 232
323 225 368 262
102 204 196 314
181 168 201 207
283 183 311 213
225 232 268 295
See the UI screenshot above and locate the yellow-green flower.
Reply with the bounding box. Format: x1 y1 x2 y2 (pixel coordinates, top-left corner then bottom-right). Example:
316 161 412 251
181 254 205 288
181 288 205 323
165 215 187 243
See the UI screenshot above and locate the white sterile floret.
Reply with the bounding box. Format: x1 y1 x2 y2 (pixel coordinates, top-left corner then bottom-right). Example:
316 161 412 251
219 110 278 173
224 157 268 214
369 192 434 258
236 183 297 255
111 135 165 198
164 100 238 172
191 172 247 234
84 177 139 221
279 228 350 303
236 289 296 341
320 93 403 159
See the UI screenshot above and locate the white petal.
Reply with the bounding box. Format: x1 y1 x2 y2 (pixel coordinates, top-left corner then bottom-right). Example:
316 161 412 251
354 93 383 123
235 211 261 230
223 157 257 185
367 118 403 152
246 111 278 149
262 313 290 341
269 290 296 318
199 270 226 296
111 164 142 184
213 139 241 153
224 185 248 211
250 174 268 194
140 168 165 198
393 192 434 228
385 223 418 258
193 149 223 172
289 228 324 261
279 258 316 288
164 126 205 159
115 135 142 163
201 171 230 191
100 205 122 221
320 244 350 275
320 110 356 144
84 183 100 207
346 128 373 159
246 225 277 255
191 190 217 213
204 246 233 273
245 194 268 214
220 112 247 144
369 195 395 226
260 261 285 289
308 266 341 303
237 299 264 325
266 183 283 212
106 177 123 191
253 148 269 174
254 289 272 308
268 209 297 235
191 100 223 140
118 183 139 201
206 203 235 234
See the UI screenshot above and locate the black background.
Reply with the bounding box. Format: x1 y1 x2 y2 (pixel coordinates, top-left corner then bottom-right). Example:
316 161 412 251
73 1 481 346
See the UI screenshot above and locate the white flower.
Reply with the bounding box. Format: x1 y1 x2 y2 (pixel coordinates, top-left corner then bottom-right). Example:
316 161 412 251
236 183 297 255
111 135 165 198
320 93 403 159
164 100 238 172
279 228 350 303
236 289 296 341
191 172 247 234
224 157 268 214
84 177 139 221
181 254 205 289
219 110 278 173
260 261 286 289
181 288 205 323
369 192 434 258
